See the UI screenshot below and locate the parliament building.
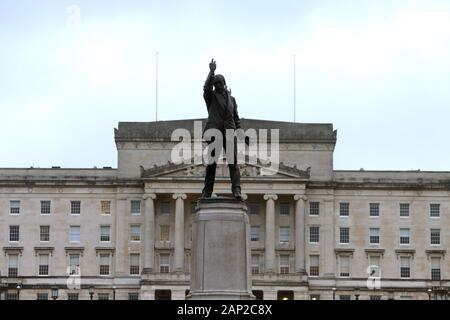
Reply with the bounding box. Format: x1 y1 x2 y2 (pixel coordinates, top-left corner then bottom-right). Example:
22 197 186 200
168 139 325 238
0 119 448 300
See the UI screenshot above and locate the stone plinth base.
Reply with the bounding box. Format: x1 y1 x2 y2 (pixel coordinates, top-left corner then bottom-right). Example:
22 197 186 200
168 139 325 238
188 197 254 300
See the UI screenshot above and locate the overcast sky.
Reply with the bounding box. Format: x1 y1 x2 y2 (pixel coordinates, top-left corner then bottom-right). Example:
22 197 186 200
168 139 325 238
1 0 449 171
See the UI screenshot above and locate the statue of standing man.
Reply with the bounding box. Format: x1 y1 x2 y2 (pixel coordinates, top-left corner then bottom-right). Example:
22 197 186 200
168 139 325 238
201 59 243 200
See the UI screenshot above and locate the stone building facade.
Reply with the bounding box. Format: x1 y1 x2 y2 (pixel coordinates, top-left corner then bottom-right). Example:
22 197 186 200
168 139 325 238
0 119 448 300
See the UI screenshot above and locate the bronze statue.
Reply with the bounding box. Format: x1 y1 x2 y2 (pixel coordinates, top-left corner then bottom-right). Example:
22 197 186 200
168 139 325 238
201 59 242 200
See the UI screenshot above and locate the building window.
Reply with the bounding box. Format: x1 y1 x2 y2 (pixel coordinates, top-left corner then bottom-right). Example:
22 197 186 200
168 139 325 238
370 295 381 300
309 202 319 216
280 203 290 215
339 255 350 277
10 200 21 215
101 201 111 214
130 225 141 242
9 225 20 242
399 228 410 245
400 256 411 278
430 204 440 217
279 226 290 243
8 254 18 277
339 227 350 244
369 255 381 277
160 202 170 214
69 254 80 275
369 228 380 244
431 257 441 280
40 225 50 242
5 293 19 300
98 293 109 300
70 226 80 243
99 254 110 275
37 293 49 300
430 229 440 245
71 201 81 215
160 254 170 273
309 226 319 243
190 202 197 214
68 293 79 300
38 254 49 276
309 255 319 276
249 202 260 215
100 225 111 242
369 203 379 217
128 293 139 300
41 201 51 214
250 226 260 242
131 200 141 215
339 295 351 300
251 255 260 274
279 255 289 274
160 225 170 241
400 203 409 217
339 202 349 217
130 253 140 275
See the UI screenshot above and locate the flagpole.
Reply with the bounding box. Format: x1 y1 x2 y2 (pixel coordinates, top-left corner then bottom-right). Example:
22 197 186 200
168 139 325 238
156 51 158 121
293 54 296 122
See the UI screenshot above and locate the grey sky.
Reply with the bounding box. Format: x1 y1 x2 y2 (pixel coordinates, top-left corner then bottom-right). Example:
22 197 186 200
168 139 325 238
1 0 449 170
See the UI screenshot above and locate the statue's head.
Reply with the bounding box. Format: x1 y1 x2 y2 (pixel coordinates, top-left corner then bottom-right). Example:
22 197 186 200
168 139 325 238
213 74 226 93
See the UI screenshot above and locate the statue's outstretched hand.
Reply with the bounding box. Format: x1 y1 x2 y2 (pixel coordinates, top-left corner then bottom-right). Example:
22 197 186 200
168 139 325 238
209 59 216 72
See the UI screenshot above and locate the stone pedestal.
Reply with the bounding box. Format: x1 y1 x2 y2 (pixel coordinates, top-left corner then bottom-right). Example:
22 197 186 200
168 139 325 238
188 197 254 300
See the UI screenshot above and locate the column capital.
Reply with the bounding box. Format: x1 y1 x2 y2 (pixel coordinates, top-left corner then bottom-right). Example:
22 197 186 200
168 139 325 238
143 193 157 200
294 194 308 201
172 193 187 200
263 194 278 201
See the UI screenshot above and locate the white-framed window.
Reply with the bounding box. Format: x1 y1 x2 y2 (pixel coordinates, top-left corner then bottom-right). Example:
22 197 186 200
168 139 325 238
339 255 350 277
98 293 109 300
430 229 440 245
279 202 290 215
309 202 319 216
431 257 441 280
37 293 49 300
370 295 382 300
9 225 20 242
160 225 170 241
309 255 319 276
40 200 51 215
69 253 80 275
99 254 110 275
249 202 260 215
40 225 50 242
101 201 111 215
10 200 20 215
38 253 49 276
8 254 18 277
279 254 289 274
369 228 380 244
128 293 139 300
160 202 171 214
279 226 290 243
339 295 351 300
68 293 79 300
250 226 260 242
130 253 140 275
400 256 411 278
100 225 111 242
430 204 440 218
159 254 170 273
339 202 349 217
131 200 141 215
71 201 81 215
399 228 410 245
251 254 260 274
69 226 80 243
339 227 350 244
309 226 319 243
399 203 409 217
130 225 141 242
369 255 381 277
369 203 379 217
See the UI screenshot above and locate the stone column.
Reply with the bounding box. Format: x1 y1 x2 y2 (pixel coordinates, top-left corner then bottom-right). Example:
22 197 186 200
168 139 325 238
115 197 127 275
294 194 307 274
263 194 277 273
322 199 335 277
143 193 156 273
173 193 187 273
